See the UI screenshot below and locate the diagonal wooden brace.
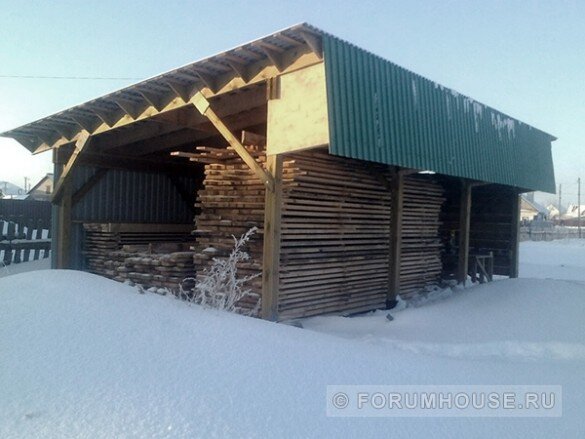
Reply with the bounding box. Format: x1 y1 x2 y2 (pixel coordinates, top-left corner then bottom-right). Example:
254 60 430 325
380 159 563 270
52 131 91 203
191 92 274 192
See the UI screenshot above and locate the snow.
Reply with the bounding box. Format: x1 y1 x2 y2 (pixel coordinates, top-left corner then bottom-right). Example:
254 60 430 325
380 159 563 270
0 258 50 278
520 239 585 282
1 242 584 437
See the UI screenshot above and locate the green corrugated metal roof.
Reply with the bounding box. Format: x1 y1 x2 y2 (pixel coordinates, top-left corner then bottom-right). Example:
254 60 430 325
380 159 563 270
322 33 556 193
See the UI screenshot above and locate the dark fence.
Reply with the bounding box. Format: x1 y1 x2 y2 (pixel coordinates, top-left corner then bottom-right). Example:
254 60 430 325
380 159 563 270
0 220 51 265
0 199 52 229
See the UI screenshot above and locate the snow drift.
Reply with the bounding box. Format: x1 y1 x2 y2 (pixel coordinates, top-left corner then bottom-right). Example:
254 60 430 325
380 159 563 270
1 268 584 437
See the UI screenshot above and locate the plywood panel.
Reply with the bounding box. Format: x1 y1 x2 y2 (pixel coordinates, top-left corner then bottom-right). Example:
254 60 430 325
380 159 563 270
267 63 329 154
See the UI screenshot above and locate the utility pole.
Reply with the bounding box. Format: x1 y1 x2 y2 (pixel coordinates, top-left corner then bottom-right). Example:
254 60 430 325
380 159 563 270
579 178 582 239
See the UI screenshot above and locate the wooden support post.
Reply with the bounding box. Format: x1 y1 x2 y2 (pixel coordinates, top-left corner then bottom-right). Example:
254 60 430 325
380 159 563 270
457 181 472 284
388 170 404 306
509 192 521 278
261 154 283 321
191 92 274 191
56 182 72 269
52 131 91 203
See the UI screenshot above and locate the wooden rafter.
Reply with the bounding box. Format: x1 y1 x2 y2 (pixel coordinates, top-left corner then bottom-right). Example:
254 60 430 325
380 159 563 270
8 49 321 154
300 30 323 59
111 95 144 119
191 92 274 191
257 43 286 71
165 79 193 102
52 131 91 203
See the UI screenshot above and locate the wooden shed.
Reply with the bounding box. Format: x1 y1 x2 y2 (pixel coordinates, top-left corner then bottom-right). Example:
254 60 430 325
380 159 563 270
1 24 556 320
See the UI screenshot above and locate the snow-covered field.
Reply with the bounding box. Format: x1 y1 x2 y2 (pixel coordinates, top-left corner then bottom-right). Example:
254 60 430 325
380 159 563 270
0 241 584 438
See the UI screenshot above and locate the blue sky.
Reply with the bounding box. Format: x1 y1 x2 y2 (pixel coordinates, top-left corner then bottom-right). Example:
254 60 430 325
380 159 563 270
1 0 583 204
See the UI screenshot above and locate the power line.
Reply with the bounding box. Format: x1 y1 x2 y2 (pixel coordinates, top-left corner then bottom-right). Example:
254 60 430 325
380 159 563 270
0 74 143 81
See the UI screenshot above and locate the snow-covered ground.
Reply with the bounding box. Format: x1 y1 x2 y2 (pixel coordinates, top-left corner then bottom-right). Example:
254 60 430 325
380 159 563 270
0 258 50 279
0 241 584 437
520 239 585 281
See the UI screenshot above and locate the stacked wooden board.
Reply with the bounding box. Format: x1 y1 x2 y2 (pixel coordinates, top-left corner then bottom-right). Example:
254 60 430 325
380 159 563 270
188 146 446 318
399 175 446 298
83 223 195 292
190 145 267 312
278 150 393 319
112 245 196 293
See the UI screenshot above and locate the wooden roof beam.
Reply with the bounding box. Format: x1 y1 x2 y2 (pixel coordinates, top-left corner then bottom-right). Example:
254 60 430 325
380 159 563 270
69 113 102 134
23 126 61 146
52 131 91 203
164 78 194 102
193 69 219 93
136 88 166 112
11 133 43 151
256 43 286 72
191 91 274 191
224 59 251 83
16 48 320 153
300 30 323 59
111 94 148 120
88 105 124 128
46 122 76 140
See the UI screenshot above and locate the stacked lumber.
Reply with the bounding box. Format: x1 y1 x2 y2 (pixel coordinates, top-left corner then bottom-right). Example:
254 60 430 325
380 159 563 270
83 223 195 292
190 145 267 312
399 175 446 298
112 245 196 293
279 150 392 319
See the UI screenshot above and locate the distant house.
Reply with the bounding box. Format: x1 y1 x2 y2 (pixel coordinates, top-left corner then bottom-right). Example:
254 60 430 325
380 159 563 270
26 173 54 201
0 181 26 199
546 204 560 219
520 196 549 221
562 204 585 220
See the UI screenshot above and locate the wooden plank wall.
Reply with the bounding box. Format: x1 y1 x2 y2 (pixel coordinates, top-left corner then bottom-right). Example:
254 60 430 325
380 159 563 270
399 175 446 298
278 150 392 319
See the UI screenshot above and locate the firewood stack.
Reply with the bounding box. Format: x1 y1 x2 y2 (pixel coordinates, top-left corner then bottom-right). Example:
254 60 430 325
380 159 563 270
399 175 446 298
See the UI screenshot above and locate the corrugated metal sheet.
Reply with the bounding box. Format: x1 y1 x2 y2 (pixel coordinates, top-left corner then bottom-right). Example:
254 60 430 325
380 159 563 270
52 165 200 270
322 35 556 193
71 166 197 223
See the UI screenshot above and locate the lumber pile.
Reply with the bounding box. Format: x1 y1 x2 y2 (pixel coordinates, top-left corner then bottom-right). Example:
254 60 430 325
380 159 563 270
189 145 267 313
399 175 446 298
83 223 195 292
279 150 392 319
112 244 196 293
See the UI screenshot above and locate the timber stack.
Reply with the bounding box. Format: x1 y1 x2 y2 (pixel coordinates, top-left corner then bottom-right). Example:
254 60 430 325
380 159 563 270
399 175 445 298
279 150 393 319
189 144 268 312
83 223 195 293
